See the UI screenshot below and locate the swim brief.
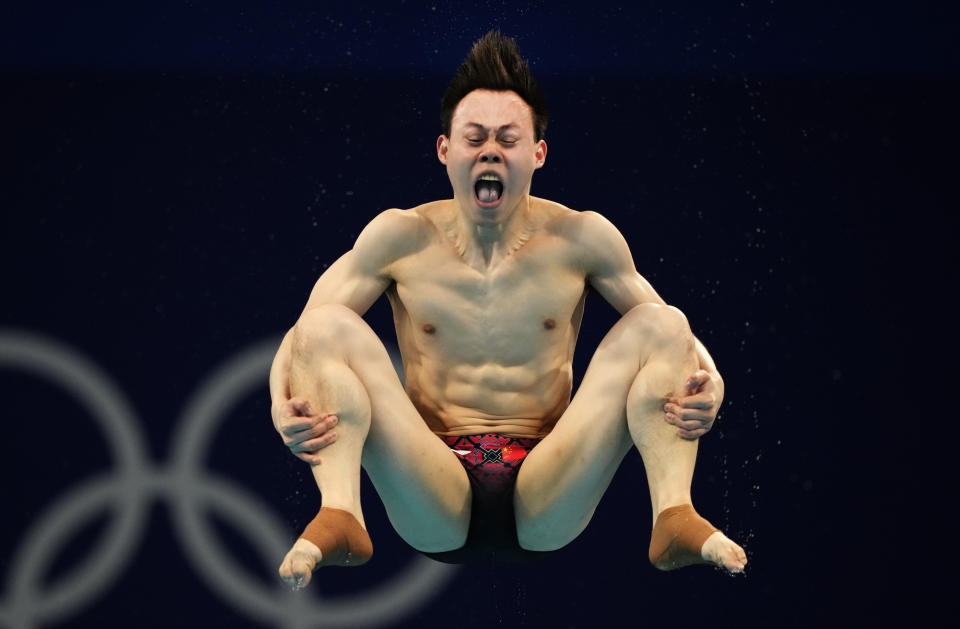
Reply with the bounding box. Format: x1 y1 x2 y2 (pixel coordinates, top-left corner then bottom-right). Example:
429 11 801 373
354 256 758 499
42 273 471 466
420 433 554 563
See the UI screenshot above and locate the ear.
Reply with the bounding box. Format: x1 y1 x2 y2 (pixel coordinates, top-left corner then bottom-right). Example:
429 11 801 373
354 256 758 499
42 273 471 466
437 135 449 165
534 139 548 169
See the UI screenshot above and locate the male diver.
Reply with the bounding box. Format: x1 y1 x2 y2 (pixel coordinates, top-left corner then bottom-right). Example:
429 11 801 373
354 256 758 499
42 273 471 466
271 31 747 588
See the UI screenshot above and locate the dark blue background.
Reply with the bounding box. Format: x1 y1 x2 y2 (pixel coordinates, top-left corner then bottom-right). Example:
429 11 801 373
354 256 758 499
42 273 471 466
2 2 956 627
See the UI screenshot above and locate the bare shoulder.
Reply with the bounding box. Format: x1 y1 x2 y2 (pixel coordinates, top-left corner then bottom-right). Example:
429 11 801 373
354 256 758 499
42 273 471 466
532 199 629 270
352 206 431 273
409 199 455 230
409 199 476 249
571 208 621 239
531 197 614 237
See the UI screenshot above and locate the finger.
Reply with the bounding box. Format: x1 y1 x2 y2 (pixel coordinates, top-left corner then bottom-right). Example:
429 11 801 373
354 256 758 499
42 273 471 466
284 415 338 444
672 416 711 431
664 412 710 431
289 398 315 416
281 419 318 436
677 427 708 440
685 371 710 392
289 424 339 450
664 410 704 427
293 432 338 453
295 451 323 465
675 404 713 422
284 429 312 447
671 393 715 410
664 400 711 416
674 406 713 423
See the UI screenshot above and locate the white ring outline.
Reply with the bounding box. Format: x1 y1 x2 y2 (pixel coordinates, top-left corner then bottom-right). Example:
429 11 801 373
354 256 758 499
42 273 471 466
0 330 150 627
0 330 456 629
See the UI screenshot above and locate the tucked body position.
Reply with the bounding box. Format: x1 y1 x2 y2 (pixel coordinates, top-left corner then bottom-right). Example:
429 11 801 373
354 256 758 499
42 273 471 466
270 31 747 589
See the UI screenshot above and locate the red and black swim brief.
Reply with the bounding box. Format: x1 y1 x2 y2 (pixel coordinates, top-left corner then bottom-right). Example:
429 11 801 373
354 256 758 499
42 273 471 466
420 433 554 563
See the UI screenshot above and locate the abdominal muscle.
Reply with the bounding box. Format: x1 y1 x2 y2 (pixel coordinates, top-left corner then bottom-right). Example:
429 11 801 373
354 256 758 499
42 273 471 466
403 357 573 439
384 198 586 440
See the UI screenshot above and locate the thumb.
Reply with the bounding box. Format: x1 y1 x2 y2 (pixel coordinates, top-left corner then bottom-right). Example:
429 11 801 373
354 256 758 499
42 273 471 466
292 399 314 415
686 372 706 392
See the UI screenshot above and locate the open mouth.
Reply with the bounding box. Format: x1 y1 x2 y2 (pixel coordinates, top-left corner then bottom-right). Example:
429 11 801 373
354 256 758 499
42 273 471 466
474 173 504 205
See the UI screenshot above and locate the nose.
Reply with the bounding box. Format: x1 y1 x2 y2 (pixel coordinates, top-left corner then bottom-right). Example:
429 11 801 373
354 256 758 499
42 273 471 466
479 150 501 163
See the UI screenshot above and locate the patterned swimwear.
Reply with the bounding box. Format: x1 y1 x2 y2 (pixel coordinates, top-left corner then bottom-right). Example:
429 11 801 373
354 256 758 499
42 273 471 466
420 433 554 563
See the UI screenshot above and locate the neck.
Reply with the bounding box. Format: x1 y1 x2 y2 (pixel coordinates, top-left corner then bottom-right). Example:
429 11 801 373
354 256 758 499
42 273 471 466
446 197 535 269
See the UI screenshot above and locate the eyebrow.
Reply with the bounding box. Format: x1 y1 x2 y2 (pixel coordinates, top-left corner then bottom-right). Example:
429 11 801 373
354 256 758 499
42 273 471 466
464 122 520 133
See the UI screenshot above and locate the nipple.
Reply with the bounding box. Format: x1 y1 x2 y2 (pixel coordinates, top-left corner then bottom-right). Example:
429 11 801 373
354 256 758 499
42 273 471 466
543 318 556 330
423 323 436 334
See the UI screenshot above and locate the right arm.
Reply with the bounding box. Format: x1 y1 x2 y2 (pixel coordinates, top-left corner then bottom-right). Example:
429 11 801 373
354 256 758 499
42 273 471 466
270 208 423 461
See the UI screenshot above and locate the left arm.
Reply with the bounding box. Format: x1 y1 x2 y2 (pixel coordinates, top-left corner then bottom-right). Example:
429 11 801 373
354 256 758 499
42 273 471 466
577 211 723 438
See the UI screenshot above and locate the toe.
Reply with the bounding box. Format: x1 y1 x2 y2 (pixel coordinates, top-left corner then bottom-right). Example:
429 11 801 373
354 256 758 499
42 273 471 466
279 549 316 589
278 557 296 587
726 547 747 573
290 558 313 589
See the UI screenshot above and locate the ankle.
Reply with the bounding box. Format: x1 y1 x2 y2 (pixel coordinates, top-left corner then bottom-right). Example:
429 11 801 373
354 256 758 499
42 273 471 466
319 501 365 528
652 495 693 518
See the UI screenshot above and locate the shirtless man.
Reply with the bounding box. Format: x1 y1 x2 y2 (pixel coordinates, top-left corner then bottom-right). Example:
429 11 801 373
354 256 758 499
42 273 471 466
271 31 747 588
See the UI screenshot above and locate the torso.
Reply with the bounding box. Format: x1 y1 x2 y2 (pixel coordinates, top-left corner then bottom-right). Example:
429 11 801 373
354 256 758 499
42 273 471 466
385 197 589 438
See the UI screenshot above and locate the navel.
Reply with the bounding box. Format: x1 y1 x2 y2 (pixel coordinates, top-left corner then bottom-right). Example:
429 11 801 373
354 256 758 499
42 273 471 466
422 323 436 335
543 318 556 330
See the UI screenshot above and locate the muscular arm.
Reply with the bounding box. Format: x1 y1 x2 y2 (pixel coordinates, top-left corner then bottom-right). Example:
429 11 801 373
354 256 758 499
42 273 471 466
577 211 723 392
269 209 422 414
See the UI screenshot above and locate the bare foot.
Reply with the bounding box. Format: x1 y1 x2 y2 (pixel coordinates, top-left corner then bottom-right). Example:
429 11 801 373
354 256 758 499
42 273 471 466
700 531 748 573
649 504 747 573
278 538 323 590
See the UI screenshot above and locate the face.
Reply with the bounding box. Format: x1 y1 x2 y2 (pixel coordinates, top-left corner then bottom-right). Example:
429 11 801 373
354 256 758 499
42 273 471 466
437 89 547 225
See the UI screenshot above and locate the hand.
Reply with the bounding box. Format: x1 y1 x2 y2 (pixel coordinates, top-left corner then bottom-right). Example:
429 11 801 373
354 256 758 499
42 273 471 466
272 397 339 465
663 369 723 440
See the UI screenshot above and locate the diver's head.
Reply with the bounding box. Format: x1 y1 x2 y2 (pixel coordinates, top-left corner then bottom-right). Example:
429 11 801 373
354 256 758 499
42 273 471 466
437 30 549 225
440 30 548 142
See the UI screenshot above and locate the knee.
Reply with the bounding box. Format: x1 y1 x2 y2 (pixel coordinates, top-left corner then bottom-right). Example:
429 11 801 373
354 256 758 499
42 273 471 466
623 303 693 353
516 519 577 552
516 500 587 551
395 514 470 553
291 303 365 359
404 529 469 554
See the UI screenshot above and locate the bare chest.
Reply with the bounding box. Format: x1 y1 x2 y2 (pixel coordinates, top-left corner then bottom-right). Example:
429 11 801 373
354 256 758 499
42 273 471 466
390 239 586 366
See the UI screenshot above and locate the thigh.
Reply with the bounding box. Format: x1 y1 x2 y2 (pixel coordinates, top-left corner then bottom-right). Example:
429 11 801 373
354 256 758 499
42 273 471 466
514 311 644 550
303 304 472 552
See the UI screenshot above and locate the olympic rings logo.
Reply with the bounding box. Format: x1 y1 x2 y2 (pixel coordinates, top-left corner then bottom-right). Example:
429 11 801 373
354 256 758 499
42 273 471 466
0 329 456 628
